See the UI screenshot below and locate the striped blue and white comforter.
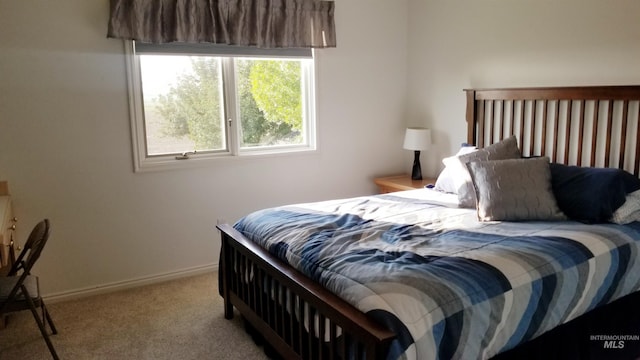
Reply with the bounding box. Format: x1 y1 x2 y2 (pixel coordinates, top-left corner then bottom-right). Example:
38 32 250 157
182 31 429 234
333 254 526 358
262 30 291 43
233 189 640 359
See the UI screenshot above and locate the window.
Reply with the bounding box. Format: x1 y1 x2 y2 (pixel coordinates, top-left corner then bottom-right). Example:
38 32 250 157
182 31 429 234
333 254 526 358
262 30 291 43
125 41 317 171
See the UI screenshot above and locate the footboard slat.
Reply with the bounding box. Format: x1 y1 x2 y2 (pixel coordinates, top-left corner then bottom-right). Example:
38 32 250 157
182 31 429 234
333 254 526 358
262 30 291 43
316 314 327 359
218 224 395 360
297 294 305 355
308 306 315 359
329 323 337 360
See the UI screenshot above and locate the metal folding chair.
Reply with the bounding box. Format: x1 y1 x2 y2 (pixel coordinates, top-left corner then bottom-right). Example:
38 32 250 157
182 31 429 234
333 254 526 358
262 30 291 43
0 219 58 359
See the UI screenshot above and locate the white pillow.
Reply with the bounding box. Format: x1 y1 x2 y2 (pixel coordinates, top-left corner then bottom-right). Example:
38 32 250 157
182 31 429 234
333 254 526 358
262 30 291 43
434 145 477 193
610 189 640 224
445 136 522 208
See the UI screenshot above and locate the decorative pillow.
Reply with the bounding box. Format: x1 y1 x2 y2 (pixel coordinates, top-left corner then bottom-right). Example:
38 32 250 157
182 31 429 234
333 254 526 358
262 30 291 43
610 190 640 224
434 144 477 193
549 164 640 223
467 157 566 221
443 136 522 208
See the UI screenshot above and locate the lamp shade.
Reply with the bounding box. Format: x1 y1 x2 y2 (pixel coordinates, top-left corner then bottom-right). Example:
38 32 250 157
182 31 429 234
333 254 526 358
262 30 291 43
403 128 431 151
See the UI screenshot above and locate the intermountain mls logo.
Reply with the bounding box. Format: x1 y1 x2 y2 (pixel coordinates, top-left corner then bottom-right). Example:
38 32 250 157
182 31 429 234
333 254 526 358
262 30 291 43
590 334 640 349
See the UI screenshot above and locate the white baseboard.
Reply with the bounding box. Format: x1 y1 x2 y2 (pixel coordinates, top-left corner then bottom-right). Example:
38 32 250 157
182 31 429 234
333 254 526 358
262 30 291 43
44 263 218 303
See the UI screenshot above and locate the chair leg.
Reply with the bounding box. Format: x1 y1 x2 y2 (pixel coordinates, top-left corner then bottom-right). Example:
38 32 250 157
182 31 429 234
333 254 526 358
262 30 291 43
42 302 57 334
25 297 59 360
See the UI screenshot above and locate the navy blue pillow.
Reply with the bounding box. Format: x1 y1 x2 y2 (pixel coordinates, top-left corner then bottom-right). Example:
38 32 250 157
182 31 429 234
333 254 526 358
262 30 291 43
549 164 640 223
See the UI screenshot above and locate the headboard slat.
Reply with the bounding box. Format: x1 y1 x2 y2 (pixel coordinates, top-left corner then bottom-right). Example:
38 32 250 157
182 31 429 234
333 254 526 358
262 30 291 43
635 107 640 176
478 100 486 148
620 100 629 169
605 100 614 168
518 101 524 151
510 100 516 146
488 101 495 145
577 101 586 166
529 100 536 156
541 100 548 158
563 100 573 165
466 90 475 145
500 100 506 141
553 101 560 163
590 100 600 167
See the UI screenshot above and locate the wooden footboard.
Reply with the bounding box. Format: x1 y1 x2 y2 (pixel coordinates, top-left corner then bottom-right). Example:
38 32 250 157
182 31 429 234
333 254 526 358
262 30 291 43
217 224 395 360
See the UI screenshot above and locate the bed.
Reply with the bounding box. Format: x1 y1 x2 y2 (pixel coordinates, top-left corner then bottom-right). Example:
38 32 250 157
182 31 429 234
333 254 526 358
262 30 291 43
217 85 640 360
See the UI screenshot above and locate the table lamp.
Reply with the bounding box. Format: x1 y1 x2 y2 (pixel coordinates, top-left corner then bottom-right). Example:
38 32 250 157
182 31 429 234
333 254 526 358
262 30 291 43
403 128 431 180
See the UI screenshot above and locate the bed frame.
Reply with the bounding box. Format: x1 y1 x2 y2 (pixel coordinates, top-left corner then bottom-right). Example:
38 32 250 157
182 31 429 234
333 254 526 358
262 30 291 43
217 85 640 360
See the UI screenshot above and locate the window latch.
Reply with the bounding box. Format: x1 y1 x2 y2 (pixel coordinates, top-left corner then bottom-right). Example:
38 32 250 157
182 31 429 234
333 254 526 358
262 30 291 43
175 150 197 160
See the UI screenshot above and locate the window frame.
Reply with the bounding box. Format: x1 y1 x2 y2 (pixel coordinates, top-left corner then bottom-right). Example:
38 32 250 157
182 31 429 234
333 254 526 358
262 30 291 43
124 41 318 172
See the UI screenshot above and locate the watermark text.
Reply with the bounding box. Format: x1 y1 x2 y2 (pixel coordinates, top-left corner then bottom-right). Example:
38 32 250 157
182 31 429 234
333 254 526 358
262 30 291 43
590 334 639 349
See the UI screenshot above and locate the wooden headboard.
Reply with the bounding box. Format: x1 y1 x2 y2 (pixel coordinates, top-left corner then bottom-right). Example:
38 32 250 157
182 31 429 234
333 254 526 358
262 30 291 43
465 85 640 175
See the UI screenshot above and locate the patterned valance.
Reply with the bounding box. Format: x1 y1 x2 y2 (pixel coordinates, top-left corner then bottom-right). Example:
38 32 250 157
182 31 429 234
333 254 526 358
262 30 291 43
107 0 336 49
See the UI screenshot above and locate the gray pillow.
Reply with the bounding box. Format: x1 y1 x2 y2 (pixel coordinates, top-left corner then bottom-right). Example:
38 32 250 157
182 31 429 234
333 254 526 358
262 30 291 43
467 157 566 221
443 136 522 208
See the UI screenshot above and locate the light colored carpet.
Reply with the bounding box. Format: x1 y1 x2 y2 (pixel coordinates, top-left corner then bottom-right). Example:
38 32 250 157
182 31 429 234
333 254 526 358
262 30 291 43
0 272 270 360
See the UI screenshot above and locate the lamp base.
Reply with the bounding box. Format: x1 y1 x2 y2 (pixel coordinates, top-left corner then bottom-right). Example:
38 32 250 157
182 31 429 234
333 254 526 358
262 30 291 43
411 150 422 180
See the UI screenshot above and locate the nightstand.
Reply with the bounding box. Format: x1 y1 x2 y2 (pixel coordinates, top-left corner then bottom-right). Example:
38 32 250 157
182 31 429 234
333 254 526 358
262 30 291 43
373 175 436 194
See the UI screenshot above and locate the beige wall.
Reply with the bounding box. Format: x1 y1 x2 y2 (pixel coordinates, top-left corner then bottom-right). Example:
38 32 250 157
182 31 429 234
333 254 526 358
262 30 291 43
407 0 640 177
10 0 636 299
0 0 409 297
